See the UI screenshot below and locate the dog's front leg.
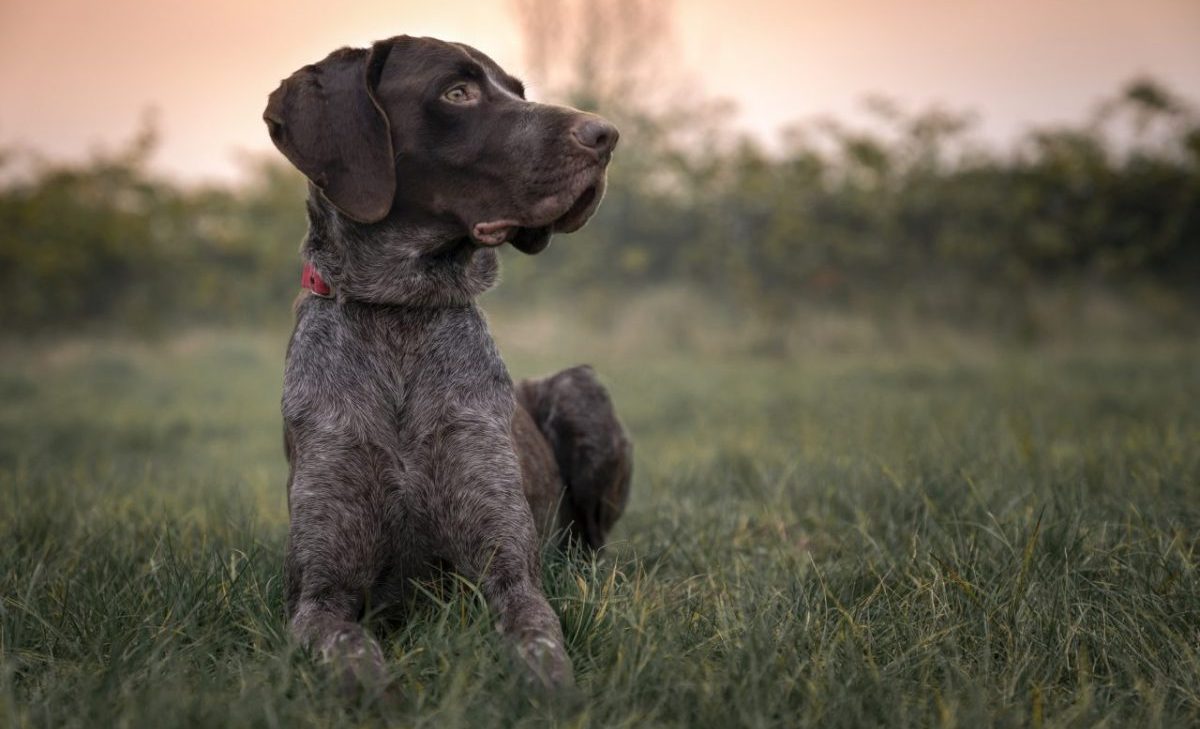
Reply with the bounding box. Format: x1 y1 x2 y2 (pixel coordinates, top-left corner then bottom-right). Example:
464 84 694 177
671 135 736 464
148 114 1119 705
290 587 387 693
285 454 388 694
481 564 576 690
435 412 575 690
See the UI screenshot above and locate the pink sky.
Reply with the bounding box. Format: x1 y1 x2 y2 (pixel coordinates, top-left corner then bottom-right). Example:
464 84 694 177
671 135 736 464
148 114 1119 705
2 0 1197 182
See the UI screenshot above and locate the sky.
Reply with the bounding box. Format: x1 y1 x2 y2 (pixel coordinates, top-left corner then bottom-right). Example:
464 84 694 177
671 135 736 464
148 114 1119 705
1 0 1197 183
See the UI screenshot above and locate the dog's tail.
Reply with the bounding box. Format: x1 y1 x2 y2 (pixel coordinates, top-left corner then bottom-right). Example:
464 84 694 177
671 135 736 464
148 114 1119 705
515 365 633 551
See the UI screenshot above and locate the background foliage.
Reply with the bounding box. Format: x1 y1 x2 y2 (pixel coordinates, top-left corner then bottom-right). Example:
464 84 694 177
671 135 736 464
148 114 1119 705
1 76 1196 339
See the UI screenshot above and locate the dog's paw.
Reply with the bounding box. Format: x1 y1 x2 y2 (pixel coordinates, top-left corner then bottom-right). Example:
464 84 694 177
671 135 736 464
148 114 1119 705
513 631 576 692
317 628 389 699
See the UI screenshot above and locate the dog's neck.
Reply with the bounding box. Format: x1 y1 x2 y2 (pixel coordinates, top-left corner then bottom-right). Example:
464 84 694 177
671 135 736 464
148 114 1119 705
301 190 499 308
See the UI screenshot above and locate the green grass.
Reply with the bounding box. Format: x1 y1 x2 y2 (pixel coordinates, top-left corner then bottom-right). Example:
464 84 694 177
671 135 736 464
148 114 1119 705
1 316 1198 728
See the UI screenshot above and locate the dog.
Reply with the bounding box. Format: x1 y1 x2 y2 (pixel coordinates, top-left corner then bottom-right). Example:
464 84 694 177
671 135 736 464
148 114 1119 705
264 35 632 692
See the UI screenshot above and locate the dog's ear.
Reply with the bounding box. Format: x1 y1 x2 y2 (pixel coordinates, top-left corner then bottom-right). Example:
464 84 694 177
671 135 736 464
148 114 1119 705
264 43 396 224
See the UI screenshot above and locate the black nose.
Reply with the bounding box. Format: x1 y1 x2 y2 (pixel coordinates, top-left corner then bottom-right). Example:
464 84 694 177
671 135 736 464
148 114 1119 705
571 117 620 156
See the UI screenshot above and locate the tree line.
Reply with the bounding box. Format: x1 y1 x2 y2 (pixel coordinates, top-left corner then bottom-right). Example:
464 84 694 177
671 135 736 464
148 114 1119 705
0 78 1196 336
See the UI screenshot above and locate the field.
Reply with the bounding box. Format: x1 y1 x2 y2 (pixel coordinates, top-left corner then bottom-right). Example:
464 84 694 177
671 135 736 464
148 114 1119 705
1 305 1198 728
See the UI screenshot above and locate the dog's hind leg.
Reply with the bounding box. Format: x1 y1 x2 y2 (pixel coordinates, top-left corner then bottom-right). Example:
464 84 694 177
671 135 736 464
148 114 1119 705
516 365 633 551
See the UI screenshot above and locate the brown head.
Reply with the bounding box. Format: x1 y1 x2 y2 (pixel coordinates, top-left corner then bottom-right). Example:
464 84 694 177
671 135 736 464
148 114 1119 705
264 35 617 256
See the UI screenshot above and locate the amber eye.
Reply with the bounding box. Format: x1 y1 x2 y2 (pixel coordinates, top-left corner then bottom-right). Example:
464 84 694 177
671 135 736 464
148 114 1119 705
443 82 479 104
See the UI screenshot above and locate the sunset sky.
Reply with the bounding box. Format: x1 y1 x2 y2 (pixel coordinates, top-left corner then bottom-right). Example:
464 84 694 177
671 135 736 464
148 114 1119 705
2 0 1197 183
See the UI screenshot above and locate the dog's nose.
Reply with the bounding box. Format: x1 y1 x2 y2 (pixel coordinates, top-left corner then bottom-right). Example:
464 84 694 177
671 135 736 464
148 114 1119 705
571 116 620 157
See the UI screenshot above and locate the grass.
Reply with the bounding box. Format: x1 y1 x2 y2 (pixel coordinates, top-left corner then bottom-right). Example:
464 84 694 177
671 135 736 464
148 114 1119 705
1 309 1198 728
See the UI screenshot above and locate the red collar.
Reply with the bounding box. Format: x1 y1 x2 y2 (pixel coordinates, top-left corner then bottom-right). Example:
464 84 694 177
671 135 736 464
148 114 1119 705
301 261 332 297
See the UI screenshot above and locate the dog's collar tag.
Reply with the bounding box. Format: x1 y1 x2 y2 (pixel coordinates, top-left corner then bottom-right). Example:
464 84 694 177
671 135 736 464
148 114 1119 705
301 261 333 297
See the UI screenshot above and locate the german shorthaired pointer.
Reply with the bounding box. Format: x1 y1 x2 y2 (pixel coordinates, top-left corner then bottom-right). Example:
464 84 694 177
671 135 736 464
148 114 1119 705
264 35 632 692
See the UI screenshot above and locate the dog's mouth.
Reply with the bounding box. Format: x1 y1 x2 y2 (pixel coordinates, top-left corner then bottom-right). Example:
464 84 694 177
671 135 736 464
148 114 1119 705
471 175 606 255
552 183 599 233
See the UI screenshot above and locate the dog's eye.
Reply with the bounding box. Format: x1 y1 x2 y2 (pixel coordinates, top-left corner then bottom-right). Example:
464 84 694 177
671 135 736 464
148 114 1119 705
442 82 480 105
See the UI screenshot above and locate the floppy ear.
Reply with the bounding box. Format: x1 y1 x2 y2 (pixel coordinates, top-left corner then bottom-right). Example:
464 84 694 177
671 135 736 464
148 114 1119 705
263 43 396 224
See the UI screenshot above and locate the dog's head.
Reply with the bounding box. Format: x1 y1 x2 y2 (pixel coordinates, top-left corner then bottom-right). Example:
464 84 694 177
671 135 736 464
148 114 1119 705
264 36 617 255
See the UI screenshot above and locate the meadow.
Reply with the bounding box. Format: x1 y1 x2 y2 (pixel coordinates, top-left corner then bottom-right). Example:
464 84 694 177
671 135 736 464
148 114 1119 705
1 302 1198 728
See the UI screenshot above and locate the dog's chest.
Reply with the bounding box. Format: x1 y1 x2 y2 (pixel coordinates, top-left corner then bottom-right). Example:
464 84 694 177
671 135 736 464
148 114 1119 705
284 300 513 458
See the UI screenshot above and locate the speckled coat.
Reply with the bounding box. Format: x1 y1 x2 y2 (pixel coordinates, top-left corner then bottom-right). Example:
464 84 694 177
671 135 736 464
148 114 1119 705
281 194 630 690
266 35 631 692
